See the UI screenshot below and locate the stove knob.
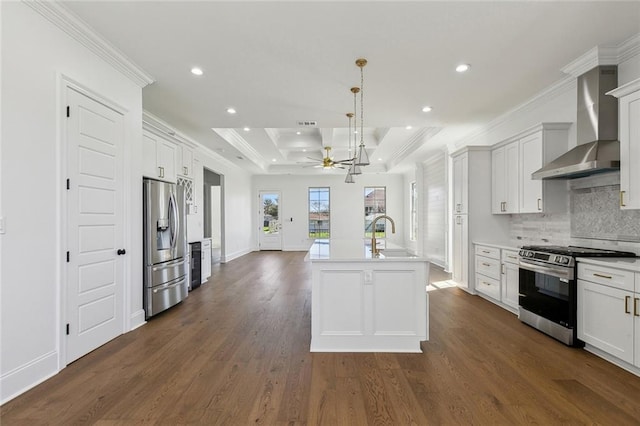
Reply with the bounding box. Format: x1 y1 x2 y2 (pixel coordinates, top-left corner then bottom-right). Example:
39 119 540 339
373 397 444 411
562 257 570 264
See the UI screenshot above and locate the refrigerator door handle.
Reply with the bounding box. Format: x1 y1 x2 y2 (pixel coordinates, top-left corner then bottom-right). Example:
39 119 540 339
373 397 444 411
169 193 179 249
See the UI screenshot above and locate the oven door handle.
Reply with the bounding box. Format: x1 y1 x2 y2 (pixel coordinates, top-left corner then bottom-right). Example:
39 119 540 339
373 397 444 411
519 260 574 280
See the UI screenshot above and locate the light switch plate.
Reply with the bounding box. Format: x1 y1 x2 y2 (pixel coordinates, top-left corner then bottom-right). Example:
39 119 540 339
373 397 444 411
363 270 373 284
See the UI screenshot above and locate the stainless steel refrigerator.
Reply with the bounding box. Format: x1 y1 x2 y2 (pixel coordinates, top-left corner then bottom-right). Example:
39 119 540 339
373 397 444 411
143 178 188 319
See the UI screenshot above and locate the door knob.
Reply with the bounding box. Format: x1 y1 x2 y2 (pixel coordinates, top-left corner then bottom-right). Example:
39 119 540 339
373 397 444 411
117 249 126 255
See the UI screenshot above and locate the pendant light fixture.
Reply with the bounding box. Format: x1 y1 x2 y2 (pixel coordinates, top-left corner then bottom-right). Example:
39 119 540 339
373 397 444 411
355 58 370 166
349 87 362 176
344 112 356 183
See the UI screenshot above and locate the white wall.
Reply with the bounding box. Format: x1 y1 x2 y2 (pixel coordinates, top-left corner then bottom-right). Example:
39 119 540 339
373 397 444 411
252 173 405 251
199 152 253 262
1 2 143 403
421 152 448 268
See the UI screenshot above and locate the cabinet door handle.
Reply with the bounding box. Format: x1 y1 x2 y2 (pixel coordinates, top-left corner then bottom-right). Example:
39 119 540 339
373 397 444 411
508 255 517 260
625 296 631 314
482 250 490 254
620 191 626 207
456 203 461 212
537 198 542 211
593 273 612 279
482 262 491 267
184 166 188 175
501 264 505 274
635 298 639 317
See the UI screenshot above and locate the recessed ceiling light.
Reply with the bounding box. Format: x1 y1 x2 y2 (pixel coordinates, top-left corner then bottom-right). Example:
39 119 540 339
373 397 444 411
378 158 383 161
302 149 307 152
226 107 236 114
296 131 301 135
191 67 203 76
406 126 413 130
422 106 433 113
456 64 470 73
272 158 277 162
243 127 250 132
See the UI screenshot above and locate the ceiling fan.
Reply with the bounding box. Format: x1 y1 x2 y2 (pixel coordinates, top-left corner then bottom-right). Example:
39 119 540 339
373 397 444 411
300 147 351 169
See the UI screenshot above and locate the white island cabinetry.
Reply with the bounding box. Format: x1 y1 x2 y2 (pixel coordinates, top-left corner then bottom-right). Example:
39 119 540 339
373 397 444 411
307 239 429 353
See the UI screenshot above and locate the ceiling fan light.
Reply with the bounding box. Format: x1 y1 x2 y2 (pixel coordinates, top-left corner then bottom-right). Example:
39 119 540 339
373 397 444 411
355 144 370 166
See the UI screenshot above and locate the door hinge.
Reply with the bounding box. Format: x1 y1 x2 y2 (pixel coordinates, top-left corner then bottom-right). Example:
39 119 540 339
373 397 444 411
66 178 70 190
66 323 70 335
66 106 70 118
66 251 70 262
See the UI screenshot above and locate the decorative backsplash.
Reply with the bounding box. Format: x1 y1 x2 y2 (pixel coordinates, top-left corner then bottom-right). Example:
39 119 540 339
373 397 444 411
509 172 640 255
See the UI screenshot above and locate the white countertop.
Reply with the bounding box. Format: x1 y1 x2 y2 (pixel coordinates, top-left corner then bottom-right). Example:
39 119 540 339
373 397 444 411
576 257 640 272
305 239 427 262
473 241 520 251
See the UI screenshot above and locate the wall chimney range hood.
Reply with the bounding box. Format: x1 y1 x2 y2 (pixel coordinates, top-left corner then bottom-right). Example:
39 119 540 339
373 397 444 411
532 65 619 180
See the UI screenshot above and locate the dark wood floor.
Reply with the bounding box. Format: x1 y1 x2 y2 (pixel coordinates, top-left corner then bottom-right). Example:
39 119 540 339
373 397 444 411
3 251 640 425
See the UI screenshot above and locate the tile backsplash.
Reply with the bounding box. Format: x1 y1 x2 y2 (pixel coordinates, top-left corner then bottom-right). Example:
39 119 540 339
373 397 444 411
509 172 640 255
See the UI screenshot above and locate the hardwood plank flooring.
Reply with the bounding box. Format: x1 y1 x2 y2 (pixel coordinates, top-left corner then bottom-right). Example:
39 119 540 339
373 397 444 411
3 251 640 425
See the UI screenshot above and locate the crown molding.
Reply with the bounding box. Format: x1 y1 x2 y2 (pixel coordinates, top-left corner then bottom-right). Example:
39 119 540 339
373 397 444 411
24 0 154 87
142 111 199 148
386 127 441 170
561 45 619 78
618 33 640 64
212 128 267 171
607 76 640 98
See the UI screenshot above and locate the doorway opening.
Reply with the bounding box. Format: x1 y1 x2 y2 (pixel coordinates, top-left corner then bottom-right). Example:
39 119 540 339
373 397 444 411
203 168 223 263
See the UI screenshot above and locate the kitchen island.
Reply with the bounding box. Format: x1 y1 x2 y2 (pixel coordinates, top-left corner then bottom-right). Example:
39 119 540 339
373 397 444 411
306 239 430 353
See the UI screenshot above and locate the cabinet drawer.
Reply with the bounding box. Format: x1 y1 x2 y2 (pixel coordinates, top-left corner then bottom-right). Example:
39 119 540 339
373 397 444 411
475 255 501 280
577 263 634 292
475 245 500 260
476 274 501 300
502 249 520 265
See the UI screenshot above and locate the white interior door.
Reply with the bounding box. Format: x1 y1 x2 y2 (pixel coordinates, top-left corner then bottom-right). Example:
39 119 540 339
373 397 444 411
66 86 125 363
259 191 282 250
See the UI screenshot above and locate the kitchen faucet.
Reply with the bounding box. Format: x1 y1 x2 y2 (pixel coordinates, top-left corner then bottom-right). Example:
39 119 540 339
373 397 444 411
370 215 396 256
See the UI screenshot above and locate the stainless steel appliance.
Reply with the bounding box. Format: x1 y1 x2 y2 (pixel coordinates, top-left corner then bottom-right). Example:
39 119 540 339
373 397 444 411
189 241 202 290
143 178 188 318
518 245 635 346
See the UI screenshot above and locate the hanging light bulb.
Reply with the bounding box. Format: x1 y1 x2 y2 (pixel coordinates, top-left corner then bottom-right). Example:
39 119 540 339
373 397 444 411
344 172 355 183
344 112 356 182
355 58 370 166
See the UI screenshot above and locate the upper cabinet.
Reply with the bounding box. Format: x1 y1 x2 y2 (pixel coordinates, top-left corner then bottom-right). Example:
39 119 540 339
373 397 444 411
608 78 640 210
491 123 571 215
177 145 194 178
142 130 178 183
491 141 519 214
452 152 468 215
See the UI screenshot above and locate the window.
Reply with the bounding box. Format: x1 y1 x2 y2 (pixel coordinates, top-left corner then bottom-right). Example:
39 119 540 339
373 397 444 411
309 187 330 238
364 187 386 237
410 181 417 241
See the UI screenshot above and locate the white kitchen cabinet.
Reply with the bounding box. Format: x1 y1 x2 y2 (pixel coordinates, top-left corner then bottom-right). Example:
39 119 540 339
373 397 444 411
452 153 468 214
490 123 570 215
608 78 640 210
201 238 212 283
577 259 640 373
491 141 519 214
177 145 194 177
474 244 519 314
501 249 520 312
142 130 178 183
450 147 510 292
452 215 468 289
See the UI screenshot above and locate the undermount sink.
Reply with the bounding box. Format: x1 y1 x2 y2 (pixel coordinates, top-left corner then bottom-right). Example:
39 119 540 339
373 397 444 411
378 248 416 258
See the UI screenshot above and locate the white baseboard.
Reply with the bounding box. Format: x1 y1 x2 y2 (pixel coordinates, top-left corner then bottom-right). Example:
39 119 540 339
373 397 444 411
129 309 146 331
223 247 252 263
0 350 59 404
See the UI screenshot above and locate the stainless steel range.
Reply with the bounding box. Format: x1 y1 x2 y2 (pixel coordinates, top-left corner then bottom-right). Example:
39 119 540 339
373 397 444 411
518 245 636 346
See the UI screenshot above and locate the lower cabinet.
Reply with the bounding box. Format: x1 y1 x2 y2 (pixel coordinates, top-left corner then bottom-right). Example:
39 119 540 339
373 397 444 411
202 238 212 283
474 244 519 314
577 261 639 371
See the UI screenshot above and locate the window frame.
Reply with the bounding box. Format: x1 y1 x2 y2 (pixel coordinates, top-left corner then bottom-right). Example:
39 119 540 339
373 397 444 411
364 186 387 238
308 187 331 238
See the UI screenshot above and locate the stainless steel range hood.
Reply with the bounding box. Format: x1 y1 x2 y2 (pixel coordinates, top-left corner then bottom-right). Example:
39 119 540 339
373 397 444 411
532 65 619 180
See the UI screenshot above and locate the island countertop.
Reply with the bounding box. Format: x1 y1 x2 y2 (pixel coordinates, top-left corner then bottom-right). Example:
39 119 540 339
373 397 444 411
305 239 427 262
